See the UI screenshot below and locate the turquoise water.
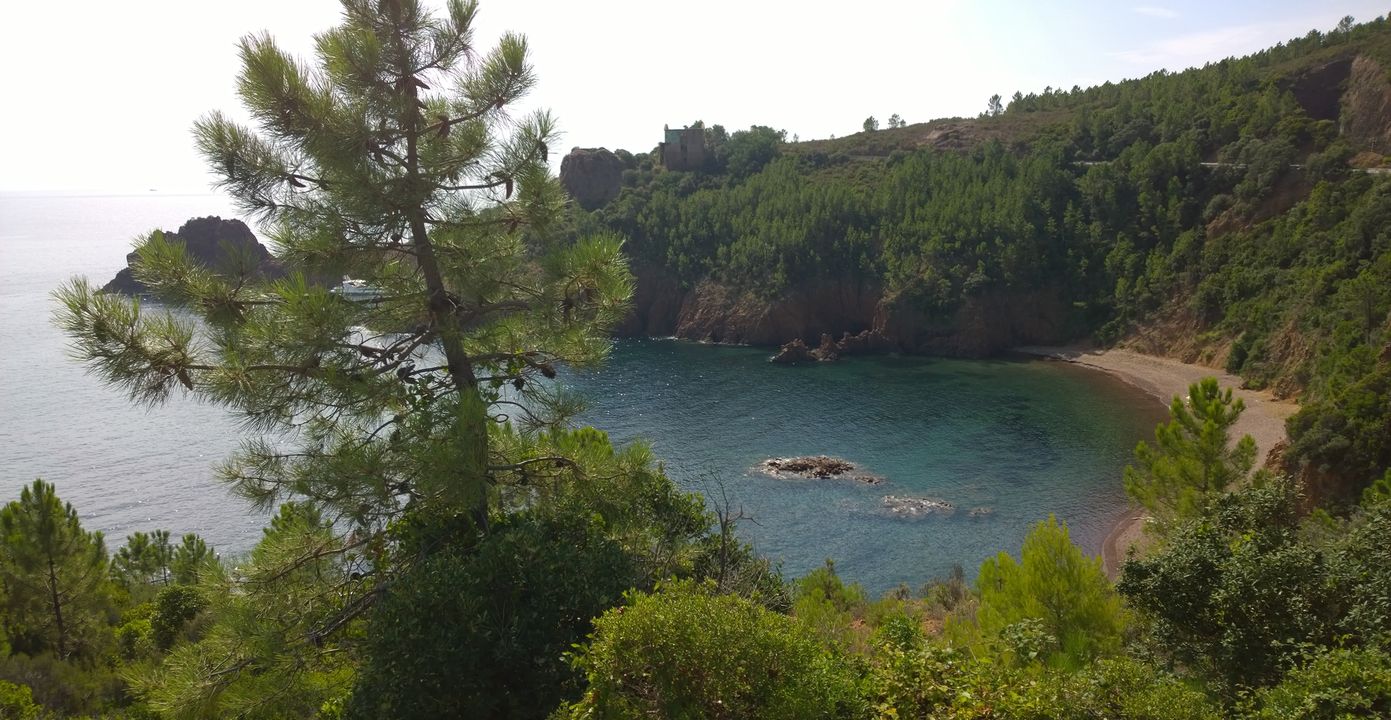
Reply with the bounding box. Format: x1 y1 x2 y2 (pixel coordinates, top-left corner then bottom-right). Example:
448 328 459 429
1 193 1163 593
569 339 1163 593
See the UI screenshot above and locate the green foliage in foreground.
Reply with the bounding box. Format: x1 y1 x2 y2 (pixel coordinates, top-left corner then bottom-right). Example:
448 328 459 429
559 581 863 720
0 680 40 720
976 515 1123 668
1121 479 1391 702
347 512 638 719
8 456 1391 718
865 645 1219 720
1119 479 1336 694
133 502 353 719
1243 647 1391 719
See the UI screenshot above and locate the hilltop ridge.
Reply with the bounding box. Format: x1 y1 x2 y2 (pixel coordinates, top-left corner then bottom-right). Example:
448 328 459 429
563 15 1391 503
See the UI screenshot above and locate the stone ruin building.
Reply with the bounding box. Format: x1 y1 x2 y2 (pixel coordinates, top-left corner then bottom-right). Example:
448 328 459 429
660 125 706 171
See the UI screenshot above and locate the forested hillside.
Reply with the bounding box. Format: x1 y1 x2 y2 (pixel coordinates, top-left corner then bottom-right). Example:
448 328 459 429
7 4 1391 718
576 15 1391 500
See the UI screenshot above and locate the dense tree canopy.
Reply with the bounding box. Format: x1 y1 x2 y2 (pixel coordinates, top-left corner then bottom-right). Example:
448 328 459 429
13 6 1391 719
583 15 1391 498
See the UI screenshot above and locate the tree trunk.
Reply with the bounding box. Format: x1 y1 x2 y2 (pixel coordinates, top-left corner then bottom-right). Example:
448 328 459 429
47 557 67 658
403 74 490 532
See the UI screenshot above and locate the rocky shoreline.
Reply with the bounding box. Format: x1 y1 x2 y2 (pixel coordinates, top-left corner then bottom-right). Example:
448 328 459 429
617 267 1070 359
769 330 895 364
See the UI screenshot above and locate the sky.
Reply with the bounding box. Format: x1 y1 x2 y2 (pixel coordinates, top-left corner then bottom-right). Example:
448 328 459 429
0 0 1382 193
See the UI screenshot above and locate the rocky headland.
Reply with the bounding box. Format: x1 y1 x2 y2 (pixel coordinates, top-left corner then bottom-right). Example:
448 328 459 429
101 216 284 295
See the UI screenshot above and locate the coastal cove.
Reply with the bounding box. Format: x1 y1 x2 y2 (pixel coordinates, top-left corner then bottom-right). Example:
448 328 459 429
7 3 1391 711
0 193 1170 594
566 339 1166 592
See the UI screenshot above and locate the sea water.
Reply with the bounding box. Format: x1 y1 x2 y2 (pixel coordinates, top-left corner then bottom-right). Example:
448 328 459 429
566 339 1161 591
0 193 1162 593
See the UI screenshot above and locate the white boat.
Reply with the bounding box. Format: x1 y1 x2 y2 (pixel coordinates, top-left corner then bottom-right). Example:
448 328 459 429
331 277 385 301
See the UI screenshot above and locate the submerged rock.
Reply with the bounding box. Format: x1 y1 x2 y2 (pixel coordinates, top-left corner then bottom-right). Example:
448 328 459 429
759 456 882 484
881 495 955 517
968 506 994 518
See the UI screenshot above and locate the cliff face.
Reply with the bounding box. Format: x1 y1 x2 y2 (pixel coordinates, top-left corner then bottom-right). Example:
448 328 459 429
1287 57 1353 122
1341 55 1391 155
101 217 283 295
875 287 1069 357
618 268 1069 358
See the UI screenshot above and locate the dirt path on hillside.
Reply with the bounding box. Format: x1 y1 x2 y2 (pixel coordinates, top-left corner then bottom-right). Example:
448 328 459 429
1014 345 1301 576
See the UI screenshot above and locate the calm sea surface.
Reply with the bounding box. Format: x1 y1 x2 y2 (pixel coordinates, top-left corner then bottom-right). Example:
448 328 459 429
0 193 1163 593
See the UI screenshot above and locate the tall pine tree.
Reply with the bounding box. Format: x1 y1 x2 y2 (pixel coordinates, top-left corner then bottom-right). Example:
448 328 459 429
1124 378 1258 533
55 0 632 707
0 480 109 659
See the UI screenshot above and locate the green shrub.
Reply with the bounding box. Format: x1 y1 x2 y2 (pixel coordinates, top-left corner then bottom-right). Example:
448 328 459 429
1244 648 1391 718
150 585 207 651
115 617 153 660
347 513 637 720
1020 657 1221 719
0 680 39 720
1119 480 1337 694
559 581 863 719
977 515 1124 668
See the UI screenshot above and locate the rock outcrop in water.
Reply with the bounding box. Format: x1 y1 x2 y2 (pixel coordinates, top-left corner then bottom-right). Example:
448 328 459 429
101 217 284 295
770 338 815 364
759 456 882 484
770 330 898 363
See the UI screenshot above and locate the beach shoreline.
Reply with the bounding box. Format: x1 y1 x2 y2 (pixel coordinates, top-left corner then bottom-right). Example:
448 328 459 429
1014 345 1301 577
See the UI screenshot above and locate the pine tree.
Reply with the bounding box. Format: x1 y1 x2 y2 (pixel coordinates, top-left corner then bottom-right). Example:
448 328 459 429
55 0 631 701
1124 378 1258 533
169 533 213 585
113 528 174 590
0 480 110 659
56 0 627 594
135 503 351 716
976 515 1123 668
